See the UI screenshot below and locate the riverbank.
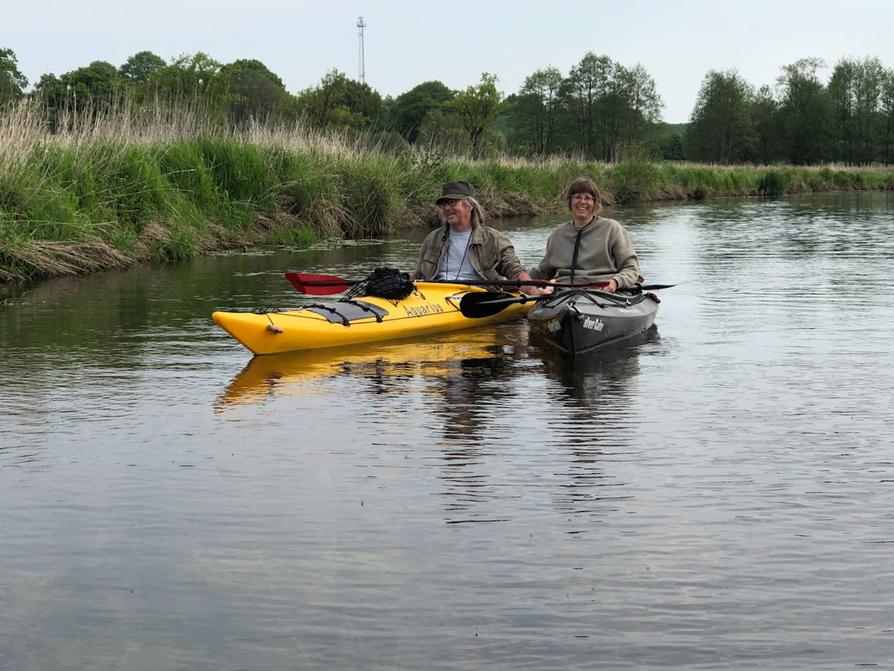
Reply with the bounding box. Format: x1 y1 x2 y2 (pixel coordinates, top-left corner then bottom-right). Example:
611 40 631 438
2 103 894 285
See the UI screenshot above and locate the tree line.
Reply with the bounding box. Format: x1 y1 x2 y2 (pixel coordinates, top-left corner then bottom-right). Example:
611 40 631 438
3 47 894 165
686 57 894 165
0 47 662 161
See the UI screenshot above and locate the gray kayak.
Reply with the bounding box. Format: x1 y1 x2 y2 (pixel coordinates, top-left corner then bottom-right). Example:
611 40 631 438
527 288 660 354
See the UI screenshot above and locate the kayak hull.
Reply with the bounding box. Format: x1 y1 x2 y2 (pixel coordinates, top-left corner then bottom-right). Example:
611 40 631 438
527 289 660 355
213 282 531 356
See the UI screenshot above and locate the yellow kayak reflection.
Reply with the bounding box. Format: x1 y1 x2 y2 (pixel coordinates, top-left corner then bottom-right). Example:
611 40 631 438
216 327 514 408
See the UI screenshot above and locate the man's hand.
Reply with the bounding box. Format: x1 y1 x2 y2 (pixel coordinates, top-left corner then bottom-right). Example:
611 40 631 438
516 272 537 296
520 285 552 296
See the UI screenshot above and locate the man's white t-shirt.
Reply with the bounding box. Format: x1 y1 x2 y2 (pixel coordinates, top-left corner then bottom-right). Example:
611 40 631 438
436 229 480 281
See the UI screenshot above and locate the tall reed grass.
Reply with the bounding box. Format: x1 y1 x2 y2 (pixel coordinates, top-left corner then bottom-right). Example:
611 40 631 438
2 99 893 284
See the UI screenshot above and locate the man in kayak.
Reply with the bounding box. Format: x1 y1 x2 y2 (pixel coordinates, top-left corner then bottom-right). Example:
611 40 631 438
525 177 640 294
415 181 534 288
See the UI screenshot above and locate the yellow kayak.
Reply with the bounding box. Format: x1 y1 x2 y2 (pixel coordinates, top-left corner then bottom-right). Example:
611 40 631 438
212 281 530 356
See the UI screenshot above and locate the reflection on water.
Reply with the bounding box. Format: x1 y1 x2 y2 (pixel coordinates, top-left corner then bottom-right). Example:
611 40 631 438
4 193 894 669
538 326 659 404
429 353 520 525
215 329 507 409
432 354 517 443
534 328 659 525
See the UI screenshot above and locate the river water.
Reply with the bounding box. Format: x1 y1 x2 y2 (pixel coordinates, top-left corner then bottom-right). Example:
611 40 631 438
2 193 894 670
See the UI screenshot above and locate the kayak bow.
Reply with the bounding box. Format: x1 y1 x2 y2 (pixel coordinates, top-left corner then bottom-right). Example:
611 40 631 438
527 288 660 354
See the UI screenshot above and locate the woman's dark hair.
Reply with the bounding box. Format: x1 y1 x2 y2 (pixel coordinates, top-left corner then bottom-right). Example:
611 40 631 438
566 177 602 212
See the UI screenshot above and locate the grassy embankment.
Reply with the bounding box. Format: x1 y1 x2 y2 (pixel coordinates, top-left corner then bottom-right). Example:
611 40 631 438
2 100 894 285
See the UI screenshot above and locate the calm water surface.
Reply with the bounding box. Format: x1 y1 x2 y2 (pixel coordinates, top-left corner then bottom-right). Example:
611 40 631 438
2 193 894 669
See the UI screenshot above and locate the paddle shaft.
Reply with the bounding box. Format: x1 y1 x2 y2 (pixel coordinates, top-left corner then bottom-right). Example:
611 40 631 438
459 284 676 319
285 271 615 295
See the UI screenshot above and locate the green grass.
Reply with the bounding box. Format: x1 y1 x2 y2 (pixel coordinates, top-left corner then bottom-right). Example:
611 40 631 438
2 101 894 284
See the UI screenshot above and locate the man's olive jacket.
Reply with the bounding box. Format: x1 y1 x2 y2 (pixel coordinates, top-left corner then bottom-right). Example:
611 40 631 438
415 221 527 281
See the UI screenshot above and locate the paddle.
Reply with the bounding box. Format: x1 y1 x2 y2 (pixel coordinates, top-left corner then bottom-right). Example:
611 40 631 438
283 272 357 295
459 284 677 319
284 271 614 295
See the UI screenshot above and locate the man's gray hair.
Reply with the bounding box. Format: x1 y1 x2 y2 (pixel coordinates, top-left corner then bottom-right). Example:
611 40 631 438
467 197 486 225
438 196 486 226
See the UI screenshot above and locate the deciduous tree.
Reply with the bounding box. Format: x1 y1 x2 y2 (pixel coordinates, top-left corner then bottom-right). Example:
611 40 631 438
508 67 563 155
880 70 894 164
687 70 754 163
220 59 289 124
294 69 383 131
448 73 505 157
119 51 166 85
613 64 663 158
561 53 616 159
145 52 228 112
777 58 831 164
751 85 782 164
0 47 28 105
388 80 454 143
556 53 662 161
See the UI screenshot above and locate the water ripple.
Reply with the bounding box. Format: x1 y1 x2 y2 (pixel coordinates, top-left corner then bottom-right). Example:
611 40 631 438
3 194 894 669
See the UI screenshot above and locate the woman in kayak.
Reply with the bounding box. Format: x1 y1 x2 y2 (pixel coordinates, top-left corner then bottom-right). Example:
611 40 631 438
524 177 640 295
415 181 534 287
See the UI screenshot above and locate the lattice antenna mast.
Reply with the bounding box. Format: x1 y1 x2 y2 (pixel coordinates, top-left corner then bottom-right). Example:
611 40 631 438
357 16 366 83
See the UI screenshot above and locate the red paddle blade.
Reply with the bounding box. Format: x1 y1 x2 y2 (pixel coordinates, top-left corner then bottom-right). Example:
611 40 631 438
284 272 354 295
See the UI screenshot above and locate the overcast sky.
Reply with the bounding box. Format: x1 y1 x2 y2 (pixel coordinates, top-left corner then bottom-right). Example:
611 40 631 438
5 0 893 123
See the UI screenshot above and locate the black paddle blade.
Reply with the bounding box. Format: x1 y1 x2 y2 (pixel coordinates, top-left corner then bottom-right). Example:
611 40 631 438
459 291 528 319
